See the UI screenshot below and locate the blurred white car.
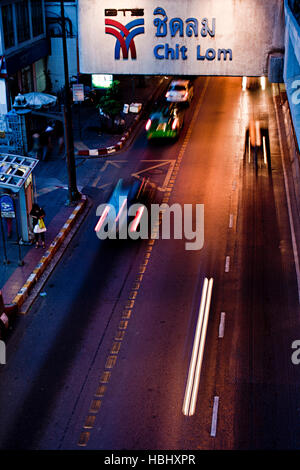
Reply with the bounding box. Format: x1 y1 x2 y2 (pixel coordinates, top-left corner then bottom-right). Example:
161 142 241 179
242 76 266 91
165 79 194 104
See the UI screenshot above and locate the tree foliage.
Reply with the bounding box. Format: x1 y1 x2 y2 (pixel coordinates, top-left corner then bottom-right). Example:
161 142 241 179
97 80 123 125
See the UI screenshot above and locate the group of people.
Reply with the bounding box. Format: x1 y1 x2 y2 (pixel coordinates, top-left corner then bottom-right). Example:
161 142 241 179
32 120 64 161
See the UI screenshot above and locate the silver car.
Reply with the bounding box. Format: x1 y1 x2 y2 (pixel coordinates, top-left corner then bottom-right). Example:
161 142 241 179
165 79 194 104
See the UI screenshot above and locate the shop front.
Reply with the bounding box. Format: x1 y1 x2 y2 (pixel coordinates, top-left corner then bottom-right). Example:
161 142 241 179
2 38 50 111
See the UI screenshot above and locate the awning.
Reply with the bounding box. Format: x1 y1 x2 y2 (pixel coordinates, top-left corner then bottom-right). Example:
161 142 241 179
0 153 38 193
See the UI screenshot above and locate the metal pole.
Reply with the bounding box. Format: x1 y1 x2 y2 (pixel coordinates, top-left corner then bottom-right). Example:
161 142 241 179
13 197 23 266
60 0 81 204
79 101 81 139
0 210 9 265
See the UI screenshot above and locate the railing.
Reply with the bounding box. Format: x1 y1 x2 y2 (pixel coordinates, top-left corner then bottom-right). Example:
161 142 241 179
0 113 24 155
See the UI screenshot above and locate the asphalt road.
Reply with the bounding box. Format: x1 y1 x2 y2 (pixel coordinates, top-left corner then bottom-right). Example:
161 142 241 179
0 77 300 451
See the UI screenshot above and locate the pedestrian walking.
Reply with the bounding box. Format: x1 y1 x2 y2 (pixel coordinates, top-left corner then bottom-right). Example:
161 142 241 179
55 120 64 154
30 203 46 248
45 123 54 149
40 130 49 161
40 123 54 161
32 132 41 159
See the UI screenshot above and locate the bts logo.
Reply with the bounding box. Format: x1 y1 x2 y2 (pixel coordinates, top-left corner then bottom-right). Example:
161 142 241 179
105 9 145 60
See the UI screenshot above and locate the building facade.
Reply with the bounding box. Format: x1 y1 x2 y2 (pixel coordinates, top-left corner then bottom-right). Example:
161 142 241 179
0 0 49 114
45 0 78 93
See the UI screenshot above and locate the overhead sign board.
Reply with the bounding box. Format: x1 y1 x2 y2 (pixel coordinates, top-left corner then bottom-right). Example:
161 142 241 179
78 0 284 76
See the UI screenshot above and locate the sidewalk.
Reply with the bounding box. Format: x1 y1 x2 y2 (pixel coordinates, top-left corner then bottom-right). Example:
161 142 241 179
72 75 166 156
0 75 165 322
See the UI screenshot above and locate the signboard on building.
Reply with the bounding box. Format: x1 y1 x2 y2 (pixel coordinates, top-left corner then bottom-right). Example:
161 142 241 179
0 194 15 218
72 84 85 102
78 0 284 76
92 74 113 89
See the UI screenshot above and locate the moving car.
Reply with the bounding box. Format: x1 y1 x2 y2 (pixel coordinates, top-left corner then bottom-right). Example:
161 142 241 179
165 79 194 104
242 76 266 91
95 177 156 238
145 102 185 141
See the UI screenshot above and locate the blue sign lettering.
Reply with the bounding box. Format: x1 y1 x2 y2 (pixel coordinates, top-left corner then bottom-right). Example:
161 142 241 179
152 7 232 63
154 43 188 60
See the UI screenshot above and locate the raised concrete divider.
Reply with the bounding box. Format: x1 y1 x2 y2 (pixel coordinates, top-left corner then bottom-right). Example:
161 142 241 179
76 113 141 157
12 195 87 310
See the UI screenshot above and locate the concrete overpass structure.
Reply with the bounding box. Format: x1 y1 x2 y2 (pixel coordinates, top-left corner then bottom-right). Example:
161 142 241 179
77 0 298 148
79 0 285 77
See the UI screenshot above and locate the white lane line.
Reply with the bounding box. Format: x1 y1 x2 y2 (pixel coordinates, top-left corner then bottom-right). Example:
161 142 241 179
210 396 220 437
182 278 214 417
225 256 230 273
248 136 251 163
218 312 226 338
229 214 234 229
263 135 267 165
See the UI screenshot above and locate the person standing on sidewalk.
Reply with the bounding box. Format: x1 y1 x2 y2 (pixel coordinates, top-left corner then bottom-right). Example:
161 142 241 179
30 203 46 248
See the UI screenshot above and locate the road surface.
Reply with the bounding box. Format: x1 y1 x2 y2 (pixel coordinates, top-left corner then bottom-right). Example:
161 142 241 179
0 77 300 450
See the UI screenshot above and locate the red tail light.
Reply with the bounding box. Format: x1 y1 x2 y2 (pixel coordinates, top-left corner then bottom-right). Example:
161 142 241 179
130 206 145 232
95 205 110 232
145 119 151 131
172 118 179 130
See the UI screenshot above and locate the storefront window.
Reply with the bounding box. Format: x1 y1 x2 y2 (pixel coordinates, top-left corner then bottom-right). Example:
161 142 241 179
31 0 44 37
21 65 34 94
16 1 30 43
2 4 15 49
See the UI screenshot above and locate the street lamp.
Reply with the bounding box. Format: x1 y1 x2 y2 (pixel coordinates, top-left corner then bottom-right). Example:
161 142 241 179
60 0 81 204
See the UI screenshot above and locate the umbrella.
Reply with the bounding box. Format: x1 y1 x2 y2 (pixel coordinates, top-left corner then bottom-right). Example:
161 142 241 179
22 92 57 109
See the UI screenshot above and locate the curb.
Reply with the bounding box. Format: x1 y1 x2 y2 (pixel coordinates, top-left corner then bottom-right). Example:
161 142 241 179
76 113 142 157
75 78 171 158
12 195 87 309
